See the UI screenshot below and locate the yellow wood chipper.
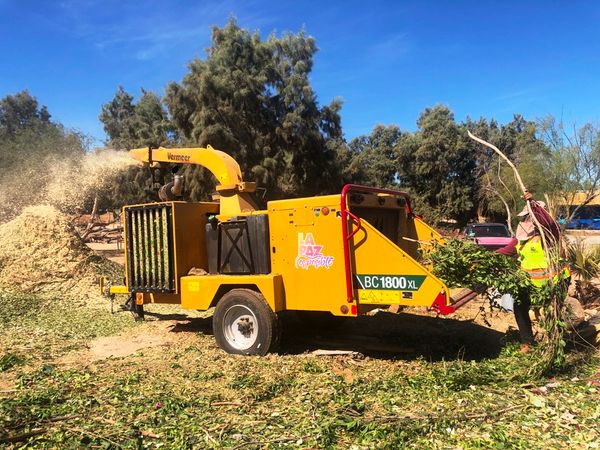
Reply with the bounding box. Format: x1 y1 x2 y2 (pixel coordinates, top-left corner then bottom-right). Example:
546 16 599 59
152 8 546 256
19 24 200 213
100 146 456 355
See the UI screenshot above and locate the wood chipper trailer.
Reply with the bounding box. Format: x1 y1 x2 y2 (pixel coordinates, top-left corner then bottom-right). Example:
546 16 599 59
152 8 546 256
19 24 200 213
101 146 456 355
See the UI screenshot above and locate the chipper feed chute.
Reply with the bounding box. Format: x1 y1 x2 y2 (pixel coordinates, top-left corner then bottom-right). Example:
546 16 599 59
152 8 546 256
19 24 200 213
340 185 455 315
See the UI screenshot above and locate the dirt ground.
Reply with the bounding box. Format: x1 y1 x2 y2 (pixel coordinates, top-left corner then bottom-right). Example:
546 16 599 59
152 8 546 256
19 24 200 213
52 296 516 371
58 321 182 366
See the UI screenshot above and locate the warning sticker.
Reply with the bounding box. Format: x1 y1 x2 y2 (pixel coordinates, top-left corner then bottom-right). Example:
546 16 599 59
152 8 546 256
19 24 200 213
358 290 402 304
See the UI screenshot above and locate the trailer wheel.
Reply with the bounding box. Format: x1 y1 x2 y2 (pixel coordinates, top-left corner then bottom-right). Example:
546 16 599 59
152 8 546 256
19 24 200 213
213 289 280 356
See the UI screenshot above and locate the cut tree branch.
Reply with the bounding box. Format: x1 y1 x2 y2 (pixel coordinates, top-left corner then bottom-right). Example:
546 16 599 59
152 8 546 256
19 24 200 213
467 131 559 254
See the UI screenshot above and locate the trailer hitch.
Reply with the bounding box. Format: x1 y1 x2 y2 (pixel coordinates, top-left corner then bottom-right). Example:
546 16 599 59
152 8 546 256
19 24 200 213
430 291 456 315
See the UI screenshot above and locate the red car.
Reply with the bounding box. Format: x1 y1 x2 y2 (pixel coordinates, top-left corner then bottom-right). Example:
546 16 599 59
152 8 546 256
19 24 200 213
464 223 516 251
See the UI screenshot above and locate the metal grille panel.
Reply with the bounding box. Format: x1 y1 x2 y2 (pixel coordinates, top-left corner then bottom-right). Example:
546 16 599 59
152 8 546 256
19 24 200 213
125 204 175 292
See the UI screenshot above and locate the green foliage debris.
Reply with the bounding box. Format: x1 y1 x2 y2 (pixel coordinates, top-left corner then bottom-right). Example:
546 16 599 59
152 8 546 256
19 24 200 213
430 239 531 301
1 290 598 449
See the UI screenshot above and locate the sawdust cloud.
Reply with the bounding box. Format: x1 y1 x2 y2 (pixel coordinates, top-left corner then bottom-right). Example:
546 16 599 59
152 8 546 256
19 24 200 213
0 149 135 297
46 149 137 211
0 149 139 221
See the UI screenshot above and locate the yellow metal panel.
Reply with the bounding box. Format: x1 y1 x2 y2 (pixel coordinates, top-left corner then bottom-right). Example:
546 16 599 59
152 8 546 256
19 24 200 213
268 195 350 315
109 285 129 295
171 202 219 292
352 220 449 308
411 216 445 268
180 274 284 311
413 216 444 245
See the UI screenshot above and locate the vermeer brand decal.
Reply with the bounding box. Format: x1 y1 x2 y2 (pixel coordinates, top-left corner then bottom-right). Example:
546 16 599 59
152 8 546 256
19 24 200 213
295 232 334 269
167 152 191 162
354 274 426 291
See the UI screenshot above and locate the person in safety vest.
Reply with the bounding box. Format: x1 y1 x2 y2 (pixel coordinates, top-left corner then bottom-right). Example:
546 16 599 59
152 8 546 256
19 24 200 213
497 192 569 352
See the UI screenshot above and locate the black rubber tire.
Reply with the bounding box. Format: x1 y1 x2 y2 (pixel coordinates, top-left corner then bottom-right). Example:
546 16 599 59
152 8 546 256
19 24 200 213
213 289 280 356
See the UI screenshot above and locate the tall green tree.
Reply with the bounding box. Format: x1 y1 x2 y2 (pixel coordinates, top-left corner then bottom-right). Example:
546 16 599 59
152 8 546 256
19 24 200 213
164 19 343 200
462 116 501 220
98 87 175 208
131 89 174 148
462 115 543 221
99 87 172 150
477 117 549 223
0 90 51 138
343 125 402 188
0 91 86 220
340 109 557 226
99 86 136 149
397 105 477 224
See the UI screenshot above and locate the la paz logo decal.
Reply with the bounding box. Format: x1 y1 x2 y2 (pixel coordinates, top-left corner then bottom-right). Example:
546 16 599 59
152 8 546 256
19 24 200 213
295 232 334 269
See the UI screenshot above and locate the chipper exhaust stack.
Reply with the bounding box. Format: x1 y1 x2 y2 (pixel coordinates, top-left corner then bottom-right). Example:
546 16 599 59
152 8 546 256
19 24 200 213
102 146 454 355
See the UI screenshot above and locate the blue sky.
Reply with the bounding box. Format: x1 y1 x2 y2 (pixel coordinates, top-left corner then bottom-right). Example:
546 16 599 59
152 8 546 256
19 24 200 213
1 0 599 146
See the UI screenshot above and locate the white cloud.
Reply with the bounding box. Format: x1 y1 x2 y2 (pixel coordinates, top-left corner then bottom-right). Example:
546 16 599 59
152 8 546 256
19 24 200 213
48 0 276 61
495 88 537 102
367 33 411 61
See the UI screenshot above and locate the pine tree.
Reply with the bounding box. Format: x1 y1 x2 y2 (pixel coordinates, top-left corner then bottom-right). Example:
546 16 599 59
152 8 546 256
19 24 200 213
164 19 343 200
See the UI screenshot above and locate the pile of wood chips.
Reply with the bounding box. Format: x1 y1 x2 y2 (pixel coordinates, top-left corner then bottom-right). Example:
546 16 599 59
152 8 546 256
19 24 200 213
0 205 120 301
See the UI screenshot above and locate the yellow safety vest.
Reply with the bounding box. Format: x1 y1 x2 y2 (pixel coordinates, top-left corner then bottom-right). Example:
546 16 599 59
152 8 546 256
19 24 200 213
517 236 570 287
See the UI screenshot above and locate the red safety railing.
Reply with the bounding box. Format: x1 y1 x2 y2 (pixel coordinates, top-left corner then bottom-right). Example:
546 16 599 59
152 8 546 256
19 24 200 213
340 184 413 303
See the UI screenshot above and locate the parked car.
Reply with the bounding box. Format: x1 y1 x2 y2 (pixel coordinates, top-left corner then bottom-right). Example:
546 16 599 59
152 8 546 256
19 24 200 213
464 223 515 251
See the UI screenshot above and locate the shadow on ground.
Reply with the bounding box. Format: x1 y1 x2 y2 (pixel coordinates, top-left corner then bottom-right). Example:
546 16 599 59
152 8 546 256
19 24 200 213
280 311 506 362
143 311 214 334
143 308 506 361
